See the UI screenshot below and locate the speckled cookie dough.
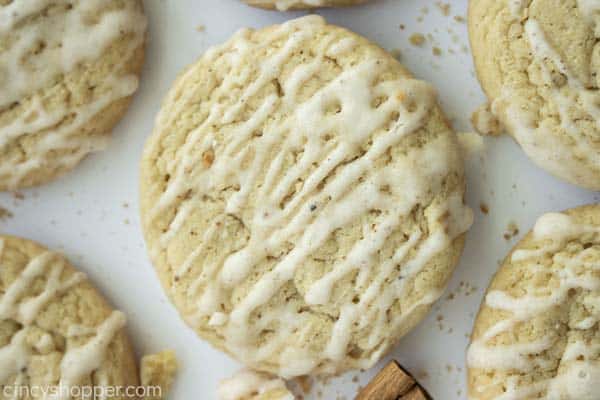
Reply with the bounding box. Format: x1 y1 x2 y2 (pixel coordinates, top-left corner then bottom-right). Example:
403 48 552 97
0 235 139 398
141 15 472 378
469 0 600 190
468 205 600 400
0 0 147 190
243 0 368 11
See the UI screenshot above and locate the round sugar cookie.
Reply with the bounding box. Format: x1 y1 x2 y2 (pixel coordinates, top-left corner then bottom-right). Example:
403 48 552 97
140 15 473 378
0 235 138 397
468 0 600 190
0 0 147 190
467 205 600 400
243 0 368 10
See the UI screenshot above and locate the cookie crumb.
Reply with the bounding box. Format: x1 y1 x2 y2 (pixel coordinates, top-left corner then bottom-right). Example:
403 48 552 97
409 33 426 47
471 103 502 136
0 207 13 221
196 24 205 32
140 350 178 400
480 203 489 215
436 2 451 16
503 221 520 241
432 46 442 56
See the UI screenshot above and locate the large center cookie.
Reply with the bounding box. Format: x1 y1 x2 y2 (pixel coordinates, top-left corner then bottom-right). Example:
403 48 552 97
0 236 138 397
0 0 147 190
469 0 600 190
467 205 600 399
140 15 472 378
242 0 368 11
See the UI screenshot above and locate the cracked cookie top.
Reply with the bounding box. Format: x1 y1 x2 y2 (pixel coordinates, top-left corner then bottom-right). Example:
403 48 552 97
468 205 600 400
0 235 138 398
140 15 472 378
469 0 600 189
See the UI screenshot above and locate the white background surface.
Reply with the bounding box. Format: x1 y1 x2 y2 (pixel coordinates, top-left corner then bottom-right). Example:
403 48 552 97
1 0 599 398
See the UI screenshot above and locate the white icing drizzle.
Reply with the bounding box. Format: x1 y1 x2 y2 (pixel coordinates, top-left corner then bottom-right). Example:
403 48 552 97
0 239 128 399
54 311 127 399
0 0 146 189
217 370 294 400
0 250 86 325
147 15 472 377
492 0 600 188
467 212 600 399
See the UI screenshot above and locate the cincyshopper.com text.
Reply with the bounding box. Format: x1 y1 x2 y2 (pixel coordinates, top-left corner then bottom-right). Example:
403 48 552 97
2 384 162 399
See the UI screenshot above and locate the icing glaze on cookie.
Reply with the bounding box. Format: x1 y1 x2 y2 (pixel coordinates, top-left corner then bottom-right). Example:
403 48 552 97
0 238 128 398
490 0 600 189
144 15 472 377
0 0 146 189
467 211 600 399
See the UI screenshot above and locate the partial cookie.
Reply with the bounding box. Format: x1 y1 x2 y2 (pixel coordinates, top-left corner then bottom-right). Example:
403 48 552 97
243 0 368 11
0 0 147 190
140 350 179 400
467 205 600 399
140 15 472 378
217 370 294 400
0 235 138 397
469 0 600 189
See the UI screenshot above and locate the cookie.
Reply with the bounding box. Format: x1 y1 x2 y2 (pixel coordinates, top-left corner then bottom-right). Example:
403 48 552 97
467 205 600 399
0 235 138 397
468 0 600 190
0 0 147 190
140 15 472 378
217 370 294 400
243 0 368 11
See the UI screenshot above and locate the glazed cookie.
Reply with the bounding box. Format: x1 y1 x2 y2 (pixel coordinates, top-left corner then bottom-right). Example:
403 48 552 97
0 235 138 398
469 0 600 190
243 0 368 11
0 0 147 190
141 15 472 378
217 370 294 400
467 205 600 399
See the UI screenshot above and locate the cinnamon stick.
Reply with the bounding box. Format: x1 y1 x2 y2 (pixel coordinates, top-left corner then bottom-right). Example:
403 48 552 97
400 386 429 400
355 361 414 400
355 361 432 400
